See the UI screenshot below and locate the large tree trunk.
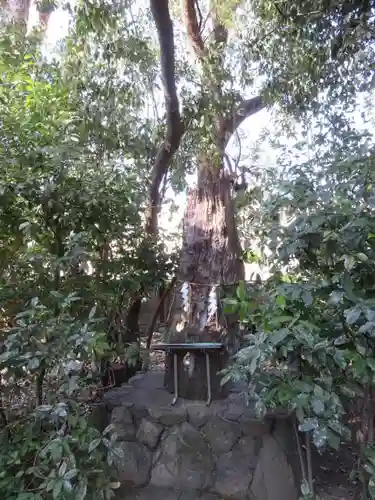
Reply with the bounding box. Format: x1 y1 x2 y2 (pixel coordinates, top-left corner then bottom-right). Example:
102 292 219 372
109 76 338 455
165 154 244 400
5 0 30 28
5 0 52 33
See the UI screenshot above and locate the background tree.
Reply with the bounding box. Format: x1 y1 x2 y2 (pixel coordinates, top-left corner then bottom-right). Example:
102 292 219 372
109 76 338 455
224 99 375 497
0 9 174 497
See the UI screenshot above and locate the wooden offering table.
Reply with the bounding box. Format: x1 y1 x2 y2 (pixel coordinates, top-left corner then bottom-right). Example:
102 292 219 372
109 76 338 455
151 342 226 405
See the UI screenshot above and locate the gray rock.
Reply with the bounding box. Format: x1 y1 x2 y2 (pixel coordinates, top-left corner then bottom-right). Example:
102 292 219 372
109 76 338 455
200 495 225 500
103 386 133 411
129 373 146 385
179 493 224 500
114 441 152 486
222 402 244 421
112 405 135 441
213 435 257 498
131 405 149 424
250 435 297 500
202 417 241 454
208 400 228 417
178 492 201 500
186 403 210 428
271 418 301 486
124 488 225 500
125 486 182 500
149 405 187 426
238 412 270 437
235 435 261 468
151 422 213 490
137 418 163 449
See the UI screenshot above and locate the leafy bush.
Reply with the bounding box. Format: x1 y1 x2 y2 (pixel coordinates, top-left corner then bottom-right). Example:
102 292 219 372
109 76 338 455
0 23 168 500
225 125 375 498
0 294 123 500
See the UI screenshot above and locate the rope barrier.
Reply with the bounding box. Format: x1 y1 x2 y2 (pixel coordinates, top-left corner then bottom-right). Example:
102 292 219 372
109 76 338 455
174 278 254 287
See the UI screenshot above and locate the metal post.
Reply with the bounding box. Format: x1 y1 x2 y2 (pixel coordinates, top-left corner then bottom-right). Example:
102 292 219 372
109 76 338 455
205 351 212 406
172 352 179 405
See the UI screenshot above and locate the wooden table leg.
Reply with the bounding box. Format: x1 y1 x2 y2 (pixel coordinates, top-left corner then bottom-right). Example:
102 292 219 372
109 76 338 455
205 351 212 406
172 352 179 405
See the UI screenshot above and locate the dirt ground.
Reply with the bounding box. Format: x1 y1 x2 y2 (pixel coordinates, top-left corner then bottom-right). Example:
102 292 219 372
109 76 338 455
314 444 360 499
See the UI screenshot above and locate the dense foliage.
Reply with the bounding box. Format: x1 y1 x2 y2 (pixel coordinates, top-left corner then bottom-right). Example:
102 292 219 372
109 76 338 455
249 0 375 114
0 16 174 500
225 113 375 497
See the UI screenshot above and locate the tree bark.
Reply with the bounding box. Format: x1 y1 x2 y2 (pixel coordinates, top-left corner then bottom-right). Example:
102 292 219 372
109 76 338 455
6 0 31 28
126 0 183 343
146 0 184 236
5 0 53 34
165 155 244 399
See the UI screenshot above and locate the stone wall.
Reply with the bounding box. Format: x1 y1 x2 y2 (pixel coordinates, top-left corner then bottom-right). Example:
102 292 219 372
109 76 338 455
104 372 300 500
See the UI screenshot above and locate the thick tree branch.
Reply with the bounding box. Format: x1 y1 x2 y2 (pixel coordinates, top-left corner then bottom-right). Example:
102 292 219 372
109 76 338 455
183 0 205 58
147 0 184 235
223 95 265 144
150 0 179 111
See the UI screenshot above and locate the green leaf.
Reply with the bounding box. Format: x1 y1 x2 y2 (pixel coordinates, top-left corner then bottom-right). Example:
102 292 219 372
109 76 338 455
311 398 325 415
53 480 63 500
313 426 328 449
58 462 67 477
344 306 362 325
223 298 238 314
75 479 87 500
103 424 115 436
276 295 286 309
273 315 293 325
108 481 121 489
89 304 97 320
63 480 73 493
334 335 348 346
111 445 125 460
236 281 247 301
299 418 318 432
270 329 289 345
344 254 355 270
359 322 375 334
30 297 39 308
64 469 78 480
19 221 30 231
329 290 344 305
300 479 311 496
357 252 368 262
302 291 313 306
333 350 347 369
369 478 375 499
294 380 313 393
88 438 101 453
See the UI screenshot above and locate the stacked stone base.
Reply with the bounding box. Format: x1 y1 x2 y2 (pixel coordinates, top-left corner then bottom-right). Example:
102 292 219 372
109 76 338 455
104 372 299 500
122 486 256 500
